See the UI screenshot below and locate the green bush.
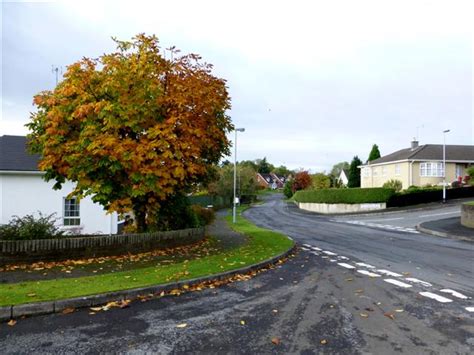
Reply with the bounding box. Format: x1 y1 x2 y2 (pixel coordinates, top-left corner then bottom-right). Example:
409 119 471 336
293 188 395 204
191 205 216 226
467 167 474 185
0 213 64 240
283 180 294 198
382 179 403 192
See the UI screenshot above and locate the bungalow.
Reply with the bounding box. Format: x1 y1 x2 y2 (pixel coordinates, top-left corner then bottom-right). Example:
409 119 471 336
0 135 118 234
256 173 287 189
359 140 474 190
338 169 349 186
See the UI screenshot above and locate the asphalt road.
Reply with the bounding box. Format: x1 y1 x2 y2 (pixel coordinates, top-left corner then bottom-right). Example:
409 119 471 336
1 195 473 354
246 195 474 295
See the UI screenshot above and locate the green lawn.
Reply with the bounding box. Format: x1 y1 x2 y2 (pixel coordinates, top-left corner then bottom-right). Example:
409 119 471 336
0 208 293 306
464 201 474 206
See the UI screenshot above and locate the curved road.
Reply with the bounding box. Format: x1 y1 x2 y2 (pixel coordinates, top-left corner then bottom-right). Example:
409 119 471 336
245 194 474 295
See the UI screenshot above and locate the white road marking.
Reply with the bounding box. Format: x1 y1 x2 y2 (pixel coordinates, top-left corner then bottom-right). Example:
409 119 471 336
419 211 459 218
302 244 312 248
363 217 404 222
466 307 474 312
419 292 452 303
405 278 432 287
377 269 403 277
323 251 337 256
310 251 320 256
356 262 375 269
337 256 349 260
357 270 381 277
338 263 356 269
439 289 470 300
340 220 420 234
311 247 322 251
384 279 412 288
301 247 310 251
330 259 338 262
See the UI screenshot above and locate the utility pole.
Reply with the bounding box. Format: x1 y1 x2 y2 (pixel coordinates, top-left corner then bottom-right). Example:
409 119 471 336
233 128 245 223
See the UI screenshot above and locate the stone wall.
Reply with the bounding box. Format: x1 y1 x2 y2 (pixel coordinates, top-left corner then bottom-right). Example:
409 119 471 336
297 202 386 214
461 203 474 228
0 227 205 265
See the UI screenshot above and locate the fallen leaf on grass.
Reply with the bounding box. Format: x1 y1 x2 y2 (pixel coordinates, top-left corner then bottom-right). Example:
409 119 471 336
62 307 75 314
176 323 187 328
7 319 17 326
27 293 36 297
240 320 246 325
320 339 328 345
384 312 395 320
271 337 281 345
90 307 103 312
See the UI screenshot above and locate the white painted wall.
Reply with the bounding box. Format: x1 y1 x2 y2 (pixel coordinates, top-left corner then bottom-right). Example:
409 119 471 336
0 172 117 234
297 202 386 214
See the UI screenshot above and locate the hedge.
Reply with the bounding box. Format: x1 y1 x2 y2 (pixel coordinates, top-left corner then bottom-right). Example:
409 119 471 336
293 188 395 204
387 186 474 207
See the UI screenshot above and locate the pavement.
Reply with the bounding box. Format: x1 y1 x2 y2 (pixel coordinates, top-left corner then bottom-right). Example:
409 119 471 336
418 217 474 241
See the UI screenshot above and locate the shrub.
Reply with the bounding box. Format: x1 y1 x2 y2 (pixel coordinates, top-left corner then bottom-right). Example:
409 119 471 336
0 213 64 240
191 205 215 226
467 167 474 185
292 171 312 192
293 188 395 204
283 180 294 198
382 179 403 192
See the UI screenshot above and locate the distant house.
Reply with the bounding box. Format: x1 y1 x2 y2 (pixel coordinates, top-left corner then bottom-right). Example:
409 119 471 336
256 173 288 189
359 140 474 189
0 135 118 234
338 169 349 186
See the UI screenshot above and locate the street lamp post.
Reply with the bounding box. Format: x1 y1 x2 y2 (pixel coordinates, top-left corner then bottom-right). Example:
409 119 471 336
233 128 245 223
443 129 450 203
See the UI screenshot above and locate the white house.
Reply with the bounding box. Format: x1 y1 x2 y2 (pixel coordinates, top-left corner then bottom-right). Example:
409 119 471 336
0 135 118 234
337 169 349 186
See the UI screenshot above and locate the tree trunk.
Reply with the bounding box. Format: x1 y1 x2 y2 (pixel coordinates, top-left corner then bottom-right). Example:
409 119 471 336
132 199 147 233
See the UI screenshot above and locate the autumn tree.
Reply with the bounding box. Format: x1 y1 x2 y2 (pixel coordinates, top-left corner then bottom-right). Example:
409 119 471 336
292 171 312 192
27 34 233 232
311 173 331 189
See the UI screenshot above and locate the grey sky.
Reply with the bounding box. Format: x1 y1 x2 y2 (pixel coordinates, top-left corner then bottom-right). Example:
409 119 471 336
1 0 472 172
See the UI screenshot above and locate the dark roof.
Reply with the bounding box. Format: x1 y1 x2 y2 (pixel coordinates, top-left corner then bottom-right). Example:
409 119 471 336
259 173 275 184
0 136 40 171
368 144 474 165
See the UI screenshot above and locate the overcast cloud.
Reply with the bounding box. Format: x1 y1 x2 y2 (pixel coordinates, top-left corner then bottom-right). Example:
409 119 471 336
1 0 472 171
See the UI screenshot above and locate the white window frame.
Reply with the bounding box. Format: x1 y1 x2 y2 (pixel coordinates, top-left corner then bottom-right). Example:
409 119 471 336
63 197 81 226
395 164 401 176
420 162 444 177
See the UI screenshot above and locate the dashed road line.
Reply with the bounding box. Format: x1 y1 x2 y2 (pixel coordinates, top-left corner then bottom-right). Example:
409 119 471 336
439 289 470 300
355 262 375 269
323 251 337 256
384 279 412 288
338 263 356 269
377 269 403 277
357 270 381 277
406 278 432 287
419 292 453 303
336 220 420 234
466 307 474 312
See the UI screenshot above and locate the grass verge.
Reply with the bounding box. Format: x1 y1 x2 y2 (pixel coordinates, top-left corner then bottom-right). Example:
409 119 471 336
0 207 293 306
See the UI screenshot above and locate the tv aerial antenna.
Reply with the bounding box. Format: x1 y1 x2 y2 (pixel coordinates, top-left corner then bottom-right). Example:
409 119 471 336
51 65 63 85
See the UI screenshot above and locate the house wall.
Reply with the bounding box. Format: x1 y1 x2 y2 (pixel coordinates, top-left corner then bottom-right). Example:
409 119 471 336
361 162 462 189
0 173 117 234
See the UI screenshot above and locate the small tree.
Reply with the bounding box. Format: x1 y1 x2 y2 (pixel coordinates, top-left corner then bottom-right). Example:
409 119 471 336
256 157 274 174
467 167 474 185
383 179 403 192
348 156 363 188
368 144 381 162
283 180 294 198
292 171 312 192
311 173 331 189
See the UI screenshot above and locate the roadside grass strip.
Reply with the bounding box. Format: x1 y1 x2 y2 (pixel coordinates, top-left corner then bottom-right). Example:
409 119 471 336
0 211 294 307
383 279 412 288
419 292 453 303
439 289 470 300
405 278 432 287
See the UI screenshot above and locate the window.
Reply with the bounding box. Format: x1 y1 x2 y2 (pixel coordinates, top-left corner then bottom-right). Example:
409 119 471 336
420 162 444 177
395 164 400 176
64 198 80 226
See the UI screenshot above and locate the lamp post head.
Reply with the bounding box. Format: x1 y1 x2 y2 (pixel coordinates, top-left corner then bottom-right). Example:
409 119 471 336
236 128 245 132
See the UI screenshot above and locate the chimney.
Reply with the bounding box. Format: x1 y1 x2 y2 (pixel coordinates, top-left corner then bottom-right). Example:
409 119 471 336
410 138 419 150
